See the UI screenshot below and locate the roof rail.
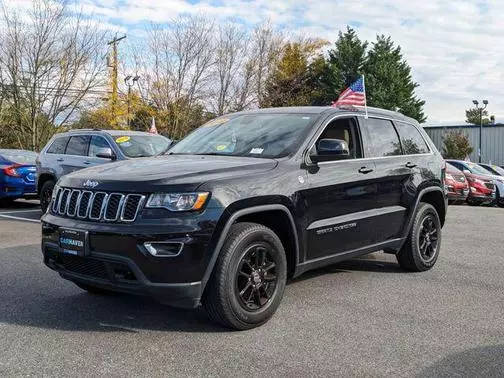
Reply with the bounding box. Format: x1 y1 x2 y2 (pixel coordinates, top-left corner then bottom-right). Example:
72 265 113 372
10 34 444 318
68 128 103 132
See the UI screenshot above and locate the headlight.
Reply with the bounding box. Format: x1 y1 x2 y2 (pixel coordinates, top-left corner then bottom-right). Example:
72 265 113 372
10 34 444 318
146 192 209 211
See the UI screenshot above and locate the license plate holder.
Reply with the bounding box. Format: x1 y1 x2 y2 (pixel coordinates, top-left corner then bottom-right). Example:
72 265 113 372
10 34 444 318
59 228 89 256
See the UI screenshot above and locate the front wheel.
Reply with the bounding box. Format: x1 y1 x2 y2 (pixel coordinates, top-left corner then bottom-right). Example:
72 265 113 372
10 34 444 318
40 180 55 213
397 203 441 272
203 222 287 330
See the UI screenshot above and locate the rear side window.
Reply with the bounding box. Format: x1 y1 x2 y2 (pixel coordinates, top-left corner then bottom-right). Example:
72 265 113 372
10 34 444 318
394 122 430 154
47 137 69 154
65 136 90 156
89 136 111 157
364 118 401 157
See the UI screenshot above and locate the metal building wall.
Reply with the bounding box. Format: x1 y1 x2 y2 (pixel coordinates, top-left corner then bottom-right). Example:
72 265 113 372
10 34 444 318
423 125 504 166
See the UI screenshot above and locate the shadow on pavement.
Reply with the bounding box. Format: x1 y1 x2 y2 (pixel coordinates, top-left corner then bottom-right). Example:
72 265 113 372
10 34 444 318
417 345 504 377
0 199 40 210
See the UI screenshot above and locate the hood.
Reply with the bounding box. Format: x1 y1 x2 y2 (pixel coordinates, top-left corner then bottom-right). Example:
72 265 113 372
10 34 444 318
58 154 278 192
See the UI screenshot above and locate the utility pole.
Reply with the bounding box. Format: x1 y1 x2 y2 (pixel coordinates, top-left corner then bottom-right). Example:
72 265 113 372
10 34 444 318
107 34 126 127
472 99 488 163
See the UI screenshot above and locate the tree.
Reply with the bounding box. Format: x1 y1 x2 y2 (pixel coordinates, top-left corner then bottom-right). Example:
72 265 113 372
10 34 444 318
260 39 327 107
316 27 368 105
364 35 426 123
0 0 108 150
465 107 490 125
442 131 474 159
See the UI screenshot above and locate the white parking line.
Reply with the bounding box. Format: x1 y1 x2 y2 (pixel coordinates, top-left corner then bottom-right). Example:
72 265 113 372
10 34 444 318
0 209 41 214
0 214 40 223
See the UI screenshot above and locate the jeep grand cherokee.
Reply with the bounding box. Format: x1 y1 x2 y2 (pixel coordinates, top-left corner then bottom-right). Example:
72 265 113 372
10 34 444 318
41 106 447 330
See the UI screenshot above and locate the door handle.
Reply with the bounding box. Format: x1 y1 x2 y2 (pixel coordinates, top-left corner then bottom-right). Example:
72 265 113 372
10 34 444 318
56 158 64 162
83 161 91 165
405 162 417 168
358 166 374 174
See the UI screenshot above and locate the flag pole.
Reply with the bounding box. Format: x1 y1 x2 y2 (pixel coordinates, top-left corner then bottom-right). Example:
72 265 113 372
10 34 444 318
362 74 368 119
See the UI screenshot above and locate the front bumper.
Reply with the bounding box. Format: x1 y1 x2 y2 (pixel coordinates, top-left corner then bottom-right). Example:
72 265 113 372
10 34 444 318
41 208 224 308
446 187 469 201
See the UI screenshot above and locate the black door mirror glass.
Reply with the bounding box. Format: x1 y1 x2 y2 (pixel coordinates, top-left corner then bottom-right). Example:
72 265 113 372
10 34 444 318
310 139 350 163
95 147 116 160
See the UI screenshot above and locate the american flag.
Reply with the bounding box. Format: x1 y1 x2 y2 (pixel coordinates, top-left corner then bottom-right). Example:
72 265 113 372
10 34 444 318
332 76 366 107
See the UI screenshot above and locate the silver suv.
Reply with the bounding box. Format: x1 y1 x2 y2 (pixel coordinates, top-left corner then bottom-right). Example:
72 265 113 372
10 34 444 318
36 129 171 212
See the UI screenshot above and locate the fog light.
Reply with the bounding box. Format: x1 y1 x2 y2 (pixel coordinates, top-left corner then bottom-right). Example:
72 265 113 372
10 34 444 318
144 242 183 257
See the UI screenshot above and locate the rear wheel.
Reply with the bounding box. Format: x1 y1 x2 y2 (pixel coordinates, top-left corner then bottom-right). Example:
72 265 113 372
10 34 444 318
203 222 287 330
40 180 55 213
397 203 441 272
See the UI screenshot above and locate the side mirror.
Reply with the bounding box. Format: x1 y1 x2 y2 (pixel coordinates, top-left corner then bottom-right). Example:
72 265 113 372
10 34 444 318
463 169 471 175
96 147 116 160
310 138 349 163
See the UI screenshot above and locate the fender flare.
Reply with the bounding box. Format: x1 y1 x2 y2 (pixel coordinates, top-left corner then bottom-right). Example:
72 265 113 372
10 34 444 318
200 204 299 292
398 186 446 250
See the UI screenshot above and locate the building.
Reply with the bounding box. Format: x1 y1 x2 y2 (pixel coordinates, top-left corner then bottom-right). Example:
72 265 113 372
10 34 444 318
423 123 504 166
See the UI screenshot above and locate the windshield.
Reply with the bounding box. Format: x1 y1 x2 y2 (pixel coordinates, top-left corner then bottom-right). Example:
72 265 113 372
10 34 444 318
169 114 315 158
466 162 493 176
0 150 37 165
489 165 504 176
113 135 171 158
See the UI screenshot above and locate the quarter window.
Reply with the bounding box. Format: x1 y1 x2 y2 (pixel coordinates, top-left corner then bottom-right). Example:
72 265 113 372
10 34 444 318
395 122 430 154
364 118 402 157
65 135 90 156
47 137 69 154
89 136 111 157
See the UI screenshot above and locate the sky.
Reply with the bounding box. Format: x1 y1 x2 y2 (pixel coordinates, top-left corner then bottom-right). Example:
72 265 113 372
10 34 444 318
8 0 504 125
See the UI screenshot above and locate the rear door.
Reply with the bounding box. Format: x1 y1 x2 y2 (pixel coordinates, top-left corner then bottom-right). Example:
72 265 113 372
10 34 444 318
302 115 379 260
42 136 70 179
61 135 91 175
359 117 421 243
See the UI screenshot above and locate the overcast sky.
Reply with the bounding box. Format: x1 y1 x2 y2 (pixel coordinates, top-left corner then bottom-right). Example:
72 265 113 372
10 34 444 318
10 0 504 124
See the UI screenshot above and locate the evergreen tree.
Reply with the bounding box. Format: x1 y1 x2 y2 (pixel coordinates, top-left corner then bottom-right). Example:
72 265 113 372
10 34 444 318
315 27 367 105
363 35 426 122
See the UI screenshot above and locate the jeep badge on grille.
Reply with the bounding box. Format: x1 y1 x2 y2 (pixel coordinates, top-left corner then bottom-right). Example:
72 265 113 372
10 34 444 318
83 180 99 188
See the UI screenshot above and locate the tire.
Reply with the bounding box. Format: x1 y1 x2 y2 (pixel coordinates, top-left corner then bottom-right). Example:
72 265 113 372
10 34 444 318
203 222 287 330
466 197 479 206
40 180 55 213
396 202 441 272
75 282 116 295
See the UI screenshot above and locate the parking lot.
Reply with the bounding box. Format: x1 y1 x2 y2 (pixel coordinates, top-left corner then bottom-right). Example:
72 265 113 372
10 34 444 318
0 202 503 376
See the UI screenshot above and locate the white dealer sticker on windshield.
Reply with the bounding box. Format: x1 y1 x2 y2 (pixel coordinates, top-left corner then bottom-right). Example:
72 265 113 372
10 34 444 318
250 148 264 154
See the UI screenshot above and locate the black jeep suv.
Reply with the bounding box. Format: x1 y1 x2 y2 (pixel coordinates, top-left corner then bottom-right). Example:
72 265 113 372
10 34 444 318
41 106 447 330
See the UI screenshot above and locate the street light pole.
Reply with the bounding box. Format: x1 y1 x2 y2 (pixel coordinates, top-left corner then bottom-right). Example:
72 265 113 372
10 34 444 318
472 100 488 163
124 75 140 129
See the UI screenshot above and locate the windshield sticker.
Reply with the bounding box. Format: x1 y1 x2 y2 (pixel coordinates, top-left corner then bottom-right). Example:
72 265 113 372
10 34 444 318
216 144 228 151
302 116 311 119
250 148 264 154
116 136 131 144
203 118 229 127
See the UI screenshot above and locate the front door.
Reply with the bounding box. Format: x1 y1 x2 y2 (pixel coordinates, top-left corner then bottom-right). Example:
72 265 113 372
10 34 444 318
302 116 379 261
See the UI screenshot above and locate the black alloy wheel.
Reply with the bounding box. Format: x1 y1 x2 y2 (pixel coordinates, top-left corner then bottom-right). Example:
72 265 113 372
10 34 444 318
40 180 55 213
418 215 439 263
235 244 277 311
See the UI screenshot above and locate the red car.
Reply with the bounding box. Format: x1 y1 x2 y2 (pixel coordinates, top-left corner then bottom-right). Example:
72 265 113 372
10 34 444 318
445 163 469 204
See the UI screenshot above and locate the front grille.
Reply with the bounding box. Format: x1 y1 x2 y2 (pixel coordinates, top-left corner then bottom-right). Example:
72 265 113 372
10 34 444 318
485 182 495 190
51 187 145 223
61 254 109 280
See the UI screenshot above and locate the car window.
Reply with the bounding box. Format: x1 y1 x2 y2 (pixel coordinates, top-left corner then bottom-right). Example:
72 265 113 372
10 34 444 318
169 114 314 158
465 161 492 176
65 135 90 156
364 118 402 157
89 136 111 157
394 121 430 154
0 150 37 164
114 135 171 158
46 137 69 154
313 117 362 160
448 161 465 171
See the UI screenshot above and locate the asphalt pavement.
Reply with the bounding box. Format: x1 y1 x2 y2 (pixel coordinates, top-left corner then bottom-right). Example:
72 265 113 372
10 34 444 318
0 201 503 376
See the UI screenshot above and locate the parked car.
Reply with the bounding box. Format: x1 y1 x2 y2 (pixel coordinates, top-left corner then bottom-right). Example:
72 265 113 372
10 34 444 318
477 163 504 207
41 106 447 330
479 163 504 177
36 129 171 212
446 160 497 206
0 149 38 203
444 163 469 204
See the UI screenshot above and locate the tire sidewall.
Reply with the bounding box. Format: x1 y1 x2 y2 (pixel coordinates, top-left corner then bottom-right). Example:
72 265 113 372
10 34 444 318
40 180 55 212
224 228 287 327
411 204 441 269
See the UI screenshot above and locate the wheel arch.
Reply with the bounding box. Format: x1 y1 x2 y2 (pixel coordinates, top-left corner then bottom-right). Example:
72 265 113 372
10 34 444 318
201 204 300 293
37 173 56 194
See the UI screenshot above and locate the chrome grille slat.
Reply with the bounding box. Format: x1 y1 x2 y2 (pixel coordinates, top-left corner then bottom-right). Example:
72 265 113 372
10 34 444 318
52 188 144 223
